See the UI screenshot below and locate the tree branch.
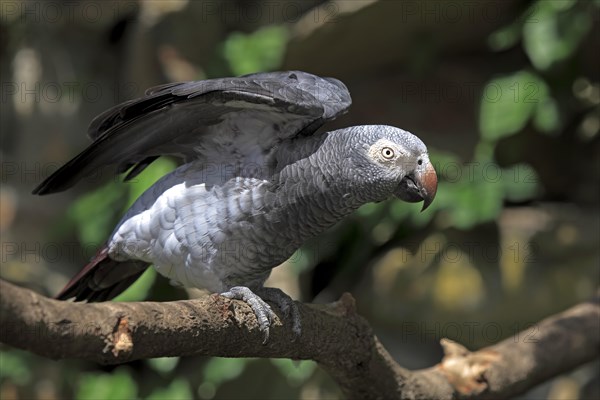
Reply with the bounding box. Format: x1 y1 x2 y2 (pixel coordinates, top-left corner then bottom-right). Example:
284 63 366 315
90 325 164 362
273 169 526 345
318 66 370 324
1 279 598 399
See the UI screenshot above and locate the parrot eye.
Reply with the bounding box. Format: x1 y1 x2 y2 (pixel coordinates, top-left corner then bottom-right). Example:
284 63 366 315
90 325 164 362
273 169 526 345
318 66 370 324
381 147 395 159
418 159 423 165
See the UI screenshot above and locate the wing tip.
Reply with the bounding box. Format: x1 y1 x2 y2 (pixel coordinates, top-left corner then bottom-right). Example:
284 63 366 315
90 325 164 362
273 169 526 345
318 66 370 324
32 180 52 195
31 175 71 195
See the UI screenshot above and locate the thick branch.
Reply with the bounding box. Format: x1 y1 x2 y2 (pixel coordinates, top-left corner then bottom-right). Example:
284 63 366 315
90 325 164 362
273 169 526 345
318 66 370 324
1 279 598 399
474 294 600 398
0 279 441 399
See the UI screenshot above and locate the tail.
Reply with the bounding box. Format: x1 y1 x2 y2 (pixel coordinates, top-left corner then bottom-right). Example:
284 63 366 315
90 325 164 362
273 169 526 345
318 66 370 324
56 246 149 302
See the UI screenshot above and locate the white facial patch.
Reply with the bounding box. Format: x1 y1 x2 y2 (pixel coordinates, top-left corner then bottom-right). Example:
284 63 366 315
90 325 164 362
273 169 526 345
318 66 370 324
367 138 407 166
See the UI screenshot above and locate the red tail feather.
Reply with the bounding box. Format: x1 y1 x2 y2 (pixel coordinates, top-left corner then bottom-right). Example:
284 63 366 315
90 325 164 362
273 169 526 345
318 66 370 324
56 246 148 302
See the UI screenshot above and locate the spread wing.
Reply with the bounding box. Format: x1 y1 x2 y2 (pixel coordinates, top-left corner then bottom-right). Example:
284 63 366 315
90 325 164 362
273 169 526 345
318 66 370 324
33 71 351 195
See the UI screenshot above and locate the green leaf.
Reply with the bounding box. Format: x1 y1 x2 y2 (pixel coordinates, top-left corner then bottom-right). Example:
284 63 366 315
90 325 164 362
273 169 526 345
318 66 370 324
389 198 413 221
479 71 548 141
287 247 316 274
77 368 137 400
68 181 126 246
502 164 540 202
0 350 31 385
147 378 192 400
474 141 496 162
67 158 176 247
523 3 591 70
147 357 180 375
270 359 317 386
488 23 521 51
357 202 384 217
202 358 250 385
429 149 462 174
113 268 157 302
223 25 289 75
125 157 177 210
548 0 577 11
435 177 504 230
533 96 560 134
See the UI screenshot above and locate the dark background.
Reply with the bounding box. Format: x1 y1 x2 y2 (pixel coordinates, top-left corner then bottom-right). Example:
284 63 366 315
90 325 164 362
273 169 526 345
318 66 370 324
1 1 599 399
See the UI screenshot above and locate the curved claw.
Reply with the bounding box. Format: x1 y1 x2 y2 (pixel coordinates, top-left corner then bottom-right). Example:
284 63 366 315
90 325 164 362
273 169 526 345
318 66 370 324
220 286 277 343
220 286 301 343
258 287 302 340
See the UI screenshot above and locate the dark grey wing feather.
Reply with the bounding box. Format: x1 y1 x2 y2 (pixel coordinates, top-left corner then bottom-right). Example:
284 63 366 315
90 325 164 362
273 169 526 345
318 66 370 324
33 71 351 195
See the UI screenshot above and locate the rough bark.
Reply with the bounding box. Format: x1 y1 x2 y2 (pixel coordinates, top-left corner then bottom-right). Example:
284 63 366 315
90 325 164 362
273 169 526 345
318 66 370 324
1 280 598 399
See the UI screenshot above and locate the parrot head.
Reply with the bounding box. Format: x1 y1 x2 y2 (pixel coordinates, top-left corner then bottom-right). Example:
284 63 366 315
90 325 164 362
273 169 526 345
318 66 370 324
348 125 438 211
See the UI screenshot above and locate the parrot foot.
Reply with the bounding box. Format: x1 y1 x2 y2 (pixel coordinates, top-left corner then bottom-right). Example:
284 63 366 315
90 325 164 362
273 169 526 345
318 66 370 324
257 287 301 340
220 286 277 343
220 286 301 343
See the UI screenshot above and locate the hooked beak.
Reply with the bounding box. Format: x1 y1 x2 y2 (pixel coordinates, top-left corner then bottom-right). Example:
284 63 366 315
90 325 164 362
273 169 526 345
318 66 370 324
396 161 438 211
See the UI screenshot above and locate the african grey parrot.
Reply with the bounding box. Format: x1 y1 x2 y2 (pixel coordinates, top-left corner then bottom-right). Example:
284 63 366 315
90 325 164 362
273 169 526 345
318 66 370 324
34 71 437 341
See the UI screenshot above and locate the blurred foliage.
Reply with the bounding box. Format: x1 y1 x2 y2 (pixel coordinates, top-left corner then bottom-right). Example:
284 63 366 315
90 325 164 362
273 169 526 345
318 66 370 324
147 357 180 376
77 368 137 400
360 148 540 231
69 157 177 245
68 181 125 246
146 379 193 400
201 358 249 388
113 268 157 302
479 71 553 140
125 158 178 210
378 0 597 230
75 367 192 400
270 359 318 386
222 25 289 76
1 0 598 399
0 350 31 386
522 0 592 71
